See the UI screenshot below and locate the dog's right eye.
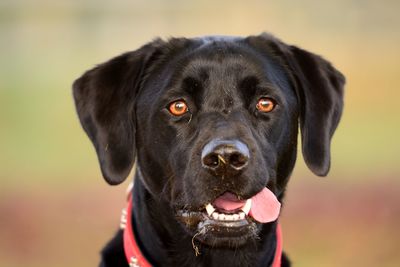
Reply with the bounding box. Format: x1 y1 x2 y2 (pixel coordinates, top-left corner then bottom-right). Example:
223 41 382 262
168 100 189 116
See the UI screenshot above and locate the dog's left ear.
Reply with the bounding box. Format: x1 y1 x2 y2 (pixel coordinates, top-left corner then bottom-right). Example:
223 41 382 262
248 34 345 176
288 45 345 176
73 40 165 185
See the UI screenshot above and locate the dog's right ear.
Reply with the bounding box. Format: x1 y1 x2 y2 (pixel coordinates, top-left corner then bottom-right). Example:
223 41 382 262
73 40 165 185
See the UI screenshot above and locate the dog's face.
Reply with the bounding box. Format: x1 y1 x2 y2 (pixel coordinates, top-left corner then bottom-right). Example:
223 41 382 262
134 39 300 246
73 34 344 248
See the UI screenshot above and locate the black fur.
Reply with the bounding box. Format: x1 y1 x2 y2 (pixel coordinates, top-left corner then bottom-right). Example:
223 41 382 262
73 33 344 266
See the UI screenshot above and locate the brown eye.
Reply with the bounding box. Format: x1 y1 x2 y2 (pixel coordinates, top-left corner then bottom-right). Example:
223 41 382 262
256 97 276 113
168 100 189 116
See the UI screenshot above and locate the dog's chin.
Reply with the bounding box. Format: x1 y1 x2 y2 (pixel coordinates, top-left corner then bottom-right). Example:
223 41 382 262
176 209 259 248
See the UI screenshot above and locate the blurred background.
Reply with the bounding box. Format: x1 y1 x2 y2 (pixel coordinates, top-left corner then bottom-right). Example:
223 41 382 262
1 0 399 266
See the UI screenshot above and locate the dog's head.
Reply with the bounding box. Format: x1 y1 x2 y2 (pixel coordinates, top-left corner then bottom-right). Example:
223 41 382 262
73 34 344 247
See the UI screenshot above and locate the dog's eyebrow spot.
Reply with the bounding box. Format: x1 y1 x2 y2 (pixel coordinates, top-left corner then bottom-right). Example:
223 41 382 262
238 76 259 104
198 68 209 81
182 76 203 94
239 76 259 91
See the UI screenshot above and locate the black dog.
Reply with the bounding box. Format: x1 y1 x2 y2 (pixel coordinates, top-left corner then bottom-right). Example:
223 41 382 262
73 33 344 267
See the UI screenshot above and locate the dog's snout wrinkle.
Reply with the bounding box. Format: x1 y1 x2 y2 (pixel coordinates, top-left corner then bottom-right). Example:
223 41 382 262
201 139 249 176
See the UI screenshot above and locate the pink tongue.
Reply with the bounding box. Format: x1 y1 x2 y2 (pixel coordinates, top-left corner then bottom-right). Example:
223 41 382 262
212 188 281 223
213 192 246 211
249 188 281 223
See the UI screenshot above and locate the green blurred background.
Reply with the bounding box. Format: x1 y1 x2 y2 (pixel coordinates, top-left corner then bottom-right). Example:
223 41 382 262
1 0 399 266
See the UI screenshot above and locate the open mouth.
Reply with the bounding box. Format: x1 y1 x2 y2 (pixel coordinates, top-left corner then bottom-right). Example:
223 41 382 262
205 198 250 221
176 188 281 247
177 193 252 225
177 194 255 247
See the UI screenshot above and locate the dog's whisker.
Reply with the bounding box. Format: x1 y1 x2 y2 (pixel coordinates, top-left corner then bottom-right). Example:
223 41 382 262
187 113 193 124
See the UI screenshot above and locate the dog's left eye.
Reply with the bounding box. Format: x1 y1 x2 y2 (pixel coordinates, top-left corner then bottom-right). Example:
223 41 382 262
256 97 276 113
168 100 189 116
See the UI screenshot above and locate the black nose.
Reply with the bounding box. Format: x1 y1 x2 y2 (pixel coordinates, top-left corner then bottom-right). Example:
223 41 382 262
201 139 250 175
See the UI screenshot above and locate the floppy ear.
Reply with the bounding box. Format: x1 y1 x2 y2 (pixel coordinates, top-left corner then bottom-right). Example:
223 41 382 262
72 40 163 185
248 34 345 176
288 46 345 176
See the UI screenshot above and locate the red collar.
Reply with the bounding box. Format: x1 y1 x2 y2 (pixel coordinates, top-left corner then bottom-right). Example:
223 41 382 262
121 195 283 267
120 195 152 267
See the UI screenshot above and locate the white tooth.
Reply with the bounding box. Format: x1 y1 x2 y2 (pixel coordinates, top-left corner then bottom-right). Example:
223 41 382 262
239 211 246 220
218 213 226 221
233 214 239 220
225 214 233 221
212 212 219 220
205 203 215 216
241 199 252 215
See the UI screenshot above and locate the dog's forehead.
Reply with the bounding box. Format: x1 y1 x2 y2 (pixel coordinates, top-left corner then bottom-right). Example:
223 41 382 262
169 41 291 108
181 58 258 107
182 57 261 79
178 43 261 87
181 41 265 78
